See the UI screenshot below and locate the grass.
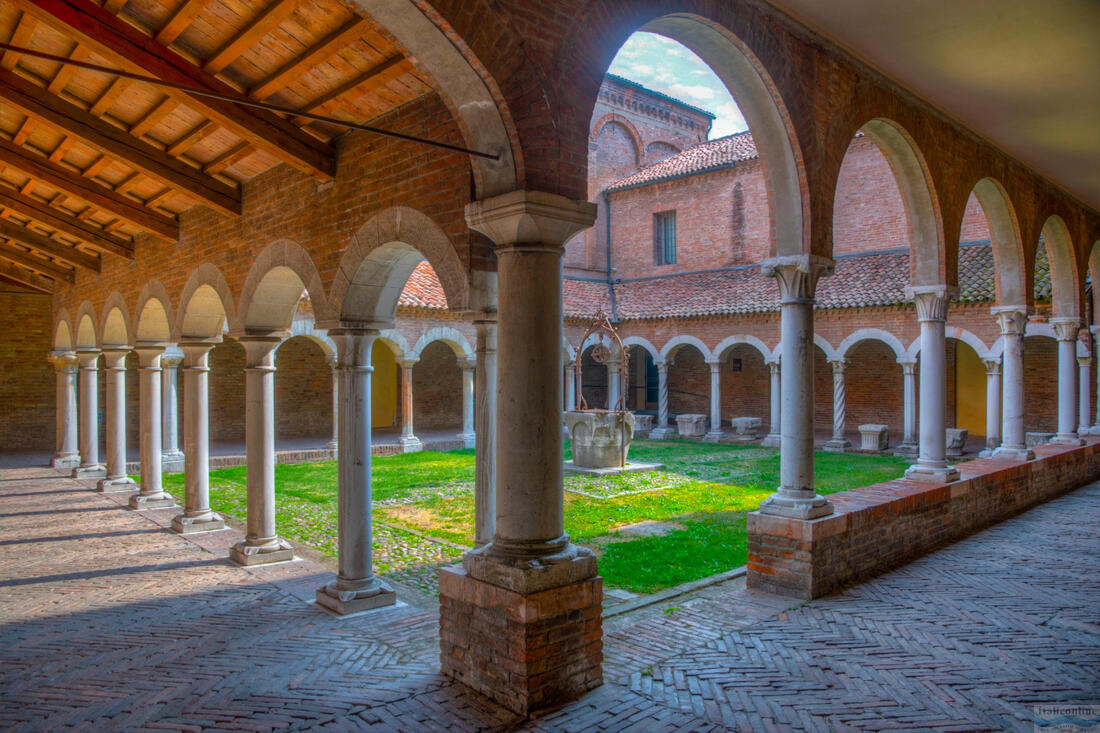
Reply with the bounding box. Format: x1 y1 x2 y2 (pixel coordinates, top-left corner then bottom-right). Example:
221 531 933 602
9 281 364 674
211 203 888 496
162 440 911 595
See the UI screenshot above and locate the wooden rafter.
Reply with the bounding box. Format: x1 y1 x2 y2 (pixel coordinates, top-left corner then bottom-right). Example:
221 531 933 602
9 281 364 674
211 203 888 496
202 142 253 177
155 0 215 45
13 0 336 179
166 119 218 156
0 137 179 241
129 96 180 139
205 0 297 75
0 259 56 293
0 241 75 282
0 67 242 216
0 187 132 258
249 18 367 101
89 76 129 115
1 13 38 71
299 56 414 117
46 45 90 94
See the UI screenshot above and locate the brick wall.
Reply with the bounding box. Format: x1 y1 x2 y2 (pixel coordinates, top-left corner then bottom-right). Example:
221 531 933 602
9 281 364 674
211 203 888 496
412 340 463 429
845 340 905 436
275 336 331 440
0 292 55 452
718 344 770 427
1023 336 1058 433
833 135 912 255
209 339 246 445
668 346 709 418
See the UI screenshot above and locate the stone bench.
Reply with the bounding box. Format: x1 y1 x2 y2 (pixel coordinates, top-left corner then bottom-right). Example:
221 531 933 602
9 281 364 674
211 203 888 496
729 417 762 441
945 428 968 458
858 424 889 452
1026 432 1055 447
675 413 707 437
632 414 654 435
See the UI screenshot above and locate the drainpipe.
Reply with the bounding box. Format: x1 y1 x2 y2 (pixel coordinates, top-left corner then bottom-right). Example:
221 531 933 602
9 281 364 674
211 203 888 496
604 190 619 322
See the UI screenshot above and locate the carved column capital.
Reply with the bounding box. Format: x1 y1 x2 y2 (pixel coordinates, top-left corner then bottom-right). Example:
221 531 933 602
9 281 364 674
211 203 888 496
898 358 917 376
982 358 1002 376
906 285 957 322
465 190 596 248
829 358 847 375
1050 317 1082 342
760 255 834 303
991 305 1030 336
75 348 101 369
49 350 78 372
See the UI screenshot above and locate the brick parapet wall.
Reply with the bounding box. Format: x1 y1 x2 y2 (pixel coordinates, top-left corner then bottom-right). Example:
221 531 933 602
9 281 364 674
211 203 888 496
747 439 1100 599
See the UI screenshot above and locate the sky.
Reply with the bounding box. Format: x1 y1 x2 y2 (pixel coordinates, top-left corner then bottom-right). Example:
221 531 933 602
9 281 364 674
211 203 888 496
607 32 748 139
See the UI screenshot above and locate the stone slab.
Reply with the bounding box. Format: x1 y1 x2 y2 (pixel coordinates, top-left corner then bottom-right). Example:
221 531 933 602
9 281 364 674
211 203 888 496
563 460 664 476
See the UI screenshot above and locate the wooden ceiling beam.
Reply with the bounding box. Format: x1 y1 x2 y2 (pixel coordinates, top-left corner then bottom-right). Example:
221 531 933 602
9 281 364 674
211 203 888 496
46 45 90 94
1 13 39 71
0 259 57 293
166 119 218 156
0 187 132 259
155 0 215 45
14 0 335 179
205 0 297 75
0 137 178 241
300 56 414 117
249 18 366 101
0 241 75 282
0 67 242 216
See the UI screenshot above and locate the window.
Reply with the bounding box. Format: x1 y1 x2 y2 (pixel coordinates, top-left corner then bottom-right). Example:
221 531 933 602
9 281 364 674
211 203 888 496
653 211 676 265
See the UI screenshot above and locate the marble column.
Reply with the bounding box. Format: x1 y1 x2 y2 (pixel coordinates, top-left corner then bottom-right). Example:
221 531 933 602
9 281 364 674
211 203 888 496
564 361 577 412
326 353 338 455
129 344 175 508
229 336 293 565
761 360 782 448
98 348 137 491
905 286 960 482
650 360 675 438
397 360 423 452
758 255 834 518
894 359 919 457
978 359 1002 458
824 359 851 452
171 341 224 534
462 190 598 592
73 348 106 478
1050 317 1084 445
160 351 184 472
473 317 497 546
459 359 476 448
607 359 622 410
316 329 396 614
1092 327 1100 434
992 307 1034 460
50 351 80 469
1077 356 1092 435
704 360 723 441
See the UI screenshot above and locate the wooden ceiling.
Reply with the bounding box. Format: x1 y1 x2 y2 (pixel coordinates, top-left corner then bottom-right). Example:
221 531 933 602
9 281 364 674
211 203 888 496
0 0 432 294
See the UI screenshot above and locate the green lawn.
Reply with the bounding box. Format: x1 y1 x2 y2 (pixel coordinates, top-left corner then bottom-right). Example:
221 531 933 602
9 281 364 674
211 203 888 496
162 441 910 594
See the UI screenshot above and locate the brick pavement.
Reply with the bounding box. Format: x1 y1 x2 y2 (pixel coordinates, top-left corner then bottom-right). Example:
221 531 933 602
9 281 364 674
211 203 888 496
1 465 1096 731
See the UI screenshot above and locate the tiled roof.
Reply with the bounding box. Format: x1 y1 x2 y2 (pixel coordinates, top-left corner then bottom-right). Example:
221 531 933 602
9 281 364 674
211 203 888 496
606 132 758 191
563 279 613 318
397 261 449 310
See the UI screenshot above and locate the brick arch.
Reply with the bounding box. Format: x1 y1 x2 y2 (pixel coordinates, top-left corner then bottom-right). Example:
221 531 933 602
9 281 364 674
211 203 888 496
328 206 468 328
377 329 413 361
99 292 133 348
134 280 174 343
236 240 326 334
970 177 1027 307
412 326 474 361
836 329 907 360
1039 215 1082 318
53 309 73 351
74 301 98 349
178 263 236 340
814 334 839 362
713 334 776 363
621 336 659 363
660 334 712 362
1089 240 1100 324
590 113 644 163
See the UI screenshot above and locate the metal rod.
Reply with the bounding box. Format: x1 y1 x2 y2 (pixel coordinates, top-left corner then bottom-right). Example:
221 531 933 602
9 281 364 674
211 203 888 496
0 42 501 161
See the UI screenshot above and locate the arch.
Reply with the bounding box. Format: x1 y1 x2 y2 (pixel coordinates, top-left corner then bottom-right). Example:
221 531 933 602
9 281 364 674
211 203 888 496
857 119 944 287
134 280 174 343
563 337 578 363
638 13 806 256
412 326 474 361
377 328 413 361
837 328 907 360
178 264 235 340
621 336 659 363
236 240 325 334
945 327 993 360
814 334 839 362
1090 240 1100 324
329 207 469 327
659 334 712 361
1039 215 1081 318
74 302 97 349
645 140 682 165
971 178 1026 306
713 334 776 363
53 309 73 350
99 292 132 348
1026 321 1090 357
590 113 644 162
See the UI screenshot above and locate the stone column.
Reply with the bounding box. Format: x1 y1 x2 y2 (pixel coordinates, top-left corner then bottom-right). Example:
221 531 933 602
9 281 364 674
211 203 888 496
1092 327 1100 435
978 358 1002 458
73 348 106 478
894 359 918 457
326 353 338 455
98 348 137 491
607 359 621 410
761 360 781 448
650 360 675 438
316 329 396 615
824 359 851 452
459 359 476 448
758 255 834 518
473 317 497 546
160 351 184 472
1077 356 1092 436
564 360 576 412
992 307 1034 460
904 286 961 483
229 336 293 565
397 360 423 452
129 344 175 508
50 351 80 469
1050 317 1084 445
442 190 600 715
704 360 723 441
171 341 224 534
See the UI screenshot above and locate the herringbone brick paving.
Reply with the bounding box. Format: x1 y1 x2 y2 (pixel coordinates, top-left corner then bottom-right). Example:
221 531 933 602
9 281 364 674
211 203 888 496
1 465 1096 731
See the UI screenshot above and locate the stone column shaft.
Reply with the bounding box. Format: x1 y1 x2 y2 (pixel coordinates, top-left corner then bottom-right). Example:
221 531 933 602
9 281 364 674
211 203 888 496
905 287 960 483
459 361 476 448
130 345 175 508
98 349 136 491
74 349 106 478
649 361 674 438
50 352 80 469
824 359 851 452
979 359 1002 457
160 352 184 470
326 354 338 454
893 360 918 457
564 361 576 412
1051 318 1084 445
762 360 781 448
991 307 1033 459
607 360 622 410
397 360 422 452
1092 327 1100 434
1077 356 1092 435
473 318 497 546
172 342 224 534
705 361 723 441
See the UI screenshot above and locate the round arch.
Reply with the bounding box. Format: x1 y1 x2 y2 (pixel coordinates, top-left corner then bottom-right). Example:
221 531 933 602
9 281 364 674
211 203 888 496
377 329 413 361
621 336 659 363
713 334 776 363
74 301 97 349
53 309 73 351
178 264 236 340
837 328 907 360
660 334 713 361
970 178 1027 306
412 326 474 361
236 240 325 334
134 281 174 342
99 292 132 348
945 327 993 359
813 334 839 362
1039 215 1081 318
590 113 644 163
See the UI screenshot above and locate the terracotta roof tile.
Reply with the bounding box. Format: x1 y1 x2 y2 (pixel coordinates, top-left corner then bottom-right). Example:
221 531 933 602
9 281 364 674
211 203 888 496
607 132 758 190
397 260 448 310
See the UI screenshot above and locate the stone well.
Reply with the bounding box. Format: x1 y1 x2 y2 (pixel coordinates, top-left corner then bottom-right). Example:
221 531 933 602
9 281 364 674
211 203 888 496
564 410 634 468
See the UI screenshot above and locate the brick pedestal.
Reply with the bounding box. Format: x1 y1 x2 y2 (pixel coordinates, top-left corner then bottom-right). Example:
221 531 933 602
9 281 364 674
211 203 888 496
438 566 602 716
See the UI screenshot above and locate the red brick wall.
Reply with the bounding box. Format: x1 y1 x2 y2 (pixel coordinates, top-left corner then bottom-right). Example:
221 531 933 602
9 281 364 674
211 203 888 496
412 340 462 429
718 344 770 427
1023 336 1058 433
0 292 55 453
845 340 905 435
833 136 910 255
668 346 709 418
275 336 331 441
958 192 990 243
209 339 246 445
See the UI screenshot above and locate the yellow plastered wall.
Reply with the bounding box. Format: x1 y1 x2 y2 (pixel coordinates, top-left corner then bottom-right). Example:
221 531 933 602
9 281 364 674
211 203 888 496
371 340 398 427
955 342 986 435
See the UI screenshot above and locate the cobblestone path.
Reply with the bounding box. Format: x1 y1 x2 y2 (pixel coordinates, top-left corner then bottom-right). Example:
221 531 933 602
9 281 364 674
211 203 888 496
1 466 1096 731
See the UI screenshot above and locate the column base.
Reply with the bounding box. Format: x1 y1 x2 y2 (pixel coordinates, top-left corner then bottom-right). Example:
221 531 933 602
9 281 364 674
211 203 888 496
439 565 602 716
823 438 851 453
1051 434 1086 446
458 432 477 450
647 427 676 440
72 464 107 479
399 436 423 453
1087 425 1100 436
229 538 294 566
904 463 960 483
758 492 834 519
315 578 396 615
97 476 137 493
52 454 80 469
161 458 185 474
991 446 1036 461
892 442 918 458
703 431 725 443
128 491 175 509
326 441 338 458
171 512 225 534
760 433 782 448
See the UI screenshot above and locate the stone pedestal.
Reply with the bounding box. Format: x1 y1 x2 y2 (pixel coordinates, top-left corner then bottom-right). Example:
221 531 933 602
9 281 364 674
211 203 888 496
1051 318 1084 446
945 428 968 458
858 424 889 451
1026 432 1055 447
632 413 654 435
675 413 706 437
730 416 762 440
564 410 633 468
